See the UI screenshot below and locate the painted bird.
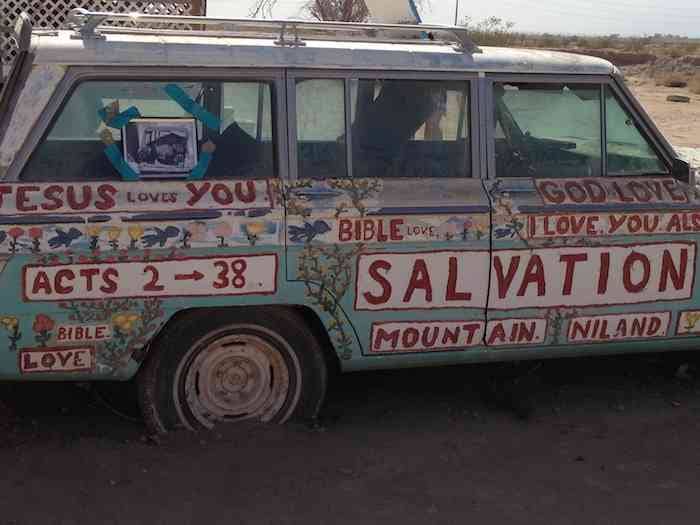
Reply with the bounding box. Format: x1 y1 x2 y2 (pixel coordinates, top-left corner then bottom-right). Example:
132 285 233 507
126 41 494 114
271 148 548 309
141 226 181 248
48 228 82 249
288 220 331 243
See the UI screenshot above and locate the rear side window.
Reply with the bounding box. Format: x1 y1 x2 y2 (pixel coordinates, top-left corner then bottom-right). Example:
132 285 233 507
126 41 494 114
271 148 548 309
22 79 276 182
494 82 602 178
352 79 470 178
605 87 667 175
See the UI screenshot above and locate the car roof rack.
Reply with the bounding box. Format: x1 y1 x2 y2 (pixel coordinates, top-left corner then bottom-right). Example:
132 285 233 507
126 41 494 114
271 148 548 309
65 8 480 53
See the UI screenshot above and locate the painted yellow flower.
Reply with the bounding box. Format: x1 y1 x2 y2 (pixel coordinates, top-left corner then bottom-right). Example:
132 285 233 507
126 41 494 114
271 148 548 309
0 316 19 331
86 225 102 238
685 312 700 331
245 222 267 237
113 313 141 334
105 227 122 242
128 224 144 241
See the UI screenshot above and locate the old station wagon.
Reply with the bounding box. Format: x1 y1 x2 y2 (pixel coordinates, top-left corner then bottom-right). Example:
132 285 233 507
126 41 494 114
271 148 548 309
0 9 696 432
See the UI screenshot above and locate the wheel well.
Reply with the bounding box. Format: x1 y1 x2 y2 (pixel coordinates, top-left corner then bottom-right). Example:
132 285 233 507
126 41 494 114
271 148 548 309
137 305 342 376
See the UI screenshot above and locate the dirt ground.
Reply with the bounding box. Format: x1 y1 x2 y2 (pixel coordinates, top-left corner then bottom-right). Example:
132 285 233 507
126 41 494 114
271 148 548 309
3 352 700 524
627 76 700 150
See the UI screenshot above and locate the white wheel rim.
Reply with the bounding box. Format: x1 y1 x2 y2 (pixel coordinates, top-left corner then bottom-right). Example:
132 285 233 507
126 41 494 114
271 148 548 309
181 332 291 429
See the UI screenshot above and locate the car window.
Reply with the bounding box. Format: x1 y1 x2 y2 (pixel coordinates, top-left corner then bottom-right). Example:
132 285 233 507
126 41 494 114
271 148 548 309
351 79 470 178
605 87 668 175
295 79 347 179
494 82 602 178
22 80 276 182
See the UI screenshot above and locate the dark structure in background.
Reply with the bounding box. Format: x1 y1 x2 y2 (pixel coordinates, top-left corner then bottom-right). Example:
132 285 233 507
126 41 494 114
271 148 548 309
1 0 207 84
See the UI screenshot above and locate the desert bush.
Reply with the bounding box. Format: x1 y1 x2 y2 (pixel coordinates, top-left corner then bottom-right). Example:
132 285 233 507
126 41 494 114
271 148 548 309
654 73 688 87
461 16 518 47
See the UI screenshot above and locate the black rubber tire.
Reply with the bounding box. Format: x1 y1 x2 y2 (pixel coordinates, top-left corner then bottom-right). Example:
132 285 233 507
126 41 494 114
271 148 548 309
137 308 328 433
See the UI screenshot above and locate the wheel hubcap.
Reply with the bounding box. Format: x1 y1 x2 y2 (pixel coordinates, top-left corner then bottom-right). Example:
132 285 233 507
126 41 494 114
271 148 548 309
182 333 291 428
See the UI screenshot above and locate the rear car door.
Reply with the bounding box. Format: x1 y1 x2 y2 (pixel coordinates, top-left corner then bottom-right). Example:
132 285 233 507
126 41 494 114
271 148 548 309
285 71 494 365
485 74 699 357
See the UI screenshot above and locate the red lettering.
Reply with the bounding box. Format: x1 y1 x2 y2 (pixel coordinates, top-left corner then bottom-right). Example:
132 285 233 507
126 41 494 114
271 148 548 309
363 260 392 306
598 252 610 295
22 353 38 370
538 181 566 204
66 186 92 211
79 268 100 292
95 185 117 211
212 183 234 205
659 248 688 292
0 185 12 207
389 219 404 241
338 219 353 242
564 181 587 203
662 179 687 202
628 181 652 202
582 180 606 203
235 181 257 203
487 323 506 345
100 268 119 294
446 256 471 302
493 256 520 299
31 272 52 296
517 255 545 297
623 252 651 293
611 182 634 203
41 185 64 211
55 269 75 295
16 186 39 212
402 328 420 348
403 259 433 303
421 327 440 348
560 253 587 296
186 182 210 206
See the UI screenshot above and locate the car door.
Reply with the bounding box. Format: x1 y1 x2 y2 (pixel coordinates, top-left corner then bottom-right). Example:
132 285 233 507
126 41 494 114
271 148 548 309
484 74 699 358
284 71 494 365
0 68 286 379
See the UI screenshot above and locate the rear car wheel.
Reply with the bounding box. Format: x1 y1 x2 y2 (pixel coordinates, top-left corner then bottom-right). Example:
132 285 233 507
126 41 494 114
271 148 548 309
138 308 328 433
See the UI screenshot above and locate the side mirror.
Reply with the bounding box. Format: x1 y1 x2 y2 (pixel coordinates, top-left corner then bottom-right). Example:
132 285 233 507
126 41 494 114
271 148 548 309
672 157 692 185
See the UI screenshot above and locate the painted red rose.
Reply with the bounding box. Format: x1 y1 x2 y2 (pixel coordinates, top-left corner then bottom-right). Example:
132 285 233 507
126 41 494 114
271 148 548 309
7 227 24 239
28 227 43 240
32 314 55 334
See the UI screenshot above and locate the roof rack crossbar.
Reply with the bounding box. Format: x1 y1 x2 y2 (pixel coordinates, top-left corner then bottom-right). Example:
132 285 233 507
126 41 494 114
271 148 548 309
65 8 479 53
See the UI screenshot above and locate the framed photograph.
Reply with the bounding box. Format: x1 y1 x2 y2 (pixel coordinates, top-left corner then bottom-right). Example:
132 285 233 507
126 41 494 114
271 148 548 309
123 118 198 177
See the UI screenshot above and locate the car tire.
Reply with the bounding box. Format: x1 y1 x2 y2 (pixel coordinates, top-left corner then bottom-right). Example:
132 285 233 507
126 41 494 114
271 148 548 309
137 308 328 433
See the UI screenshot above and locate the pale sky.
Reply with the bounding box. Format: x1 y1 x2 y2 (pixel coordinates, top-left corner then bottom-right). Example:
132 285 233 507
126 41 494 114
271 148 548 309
208 0 700 37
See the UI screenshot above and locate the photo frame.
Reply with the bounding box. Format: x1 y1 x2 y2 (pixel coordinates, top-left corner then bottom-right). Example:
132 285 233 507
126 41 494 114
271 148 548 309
123 118 198 178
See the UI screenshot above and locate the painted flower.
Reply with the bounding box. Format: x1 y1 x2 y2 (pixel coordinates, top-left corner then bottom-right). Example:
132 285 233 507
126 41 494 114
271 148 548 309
213 222 234 247
0 316 21 352
86 225 102 238
0 316 19 331
32 314 55 334
28 228 43 240
685 313 700 331
106 227 122 242
7 227 24 239
128 225 144 241
32 314 54 347
113 313 141 335
188 222 209 243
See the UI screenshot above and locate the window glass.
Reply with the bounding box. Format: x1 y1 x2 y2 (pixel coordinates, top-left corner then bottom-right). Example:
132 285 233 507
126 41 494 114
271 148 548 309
494 82 602 178
605 87 667 175
22 80 276 182
295 79 346 179
351 79 470 178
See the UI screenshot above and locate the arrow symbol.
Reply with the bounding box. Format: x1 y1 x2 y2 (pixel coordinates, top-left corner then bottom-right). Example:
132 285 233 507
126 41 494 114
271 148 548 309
174 270 204 282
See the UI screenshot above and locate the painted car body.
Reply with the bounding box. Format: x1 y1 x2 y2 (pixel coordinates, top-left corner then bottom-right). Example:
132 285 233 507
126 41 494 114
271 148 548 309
0 26 697 382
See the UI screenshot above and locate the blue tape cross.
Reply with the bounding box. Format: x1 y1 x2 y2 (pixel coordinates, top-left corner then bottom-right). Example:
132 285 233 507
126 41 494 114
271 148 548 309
164 83 221 132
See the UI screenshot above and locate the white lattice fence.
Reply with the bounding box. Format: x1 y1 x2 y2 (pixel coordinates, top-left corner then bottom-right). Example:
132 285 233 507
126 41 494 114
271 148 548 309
1 0 206 69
